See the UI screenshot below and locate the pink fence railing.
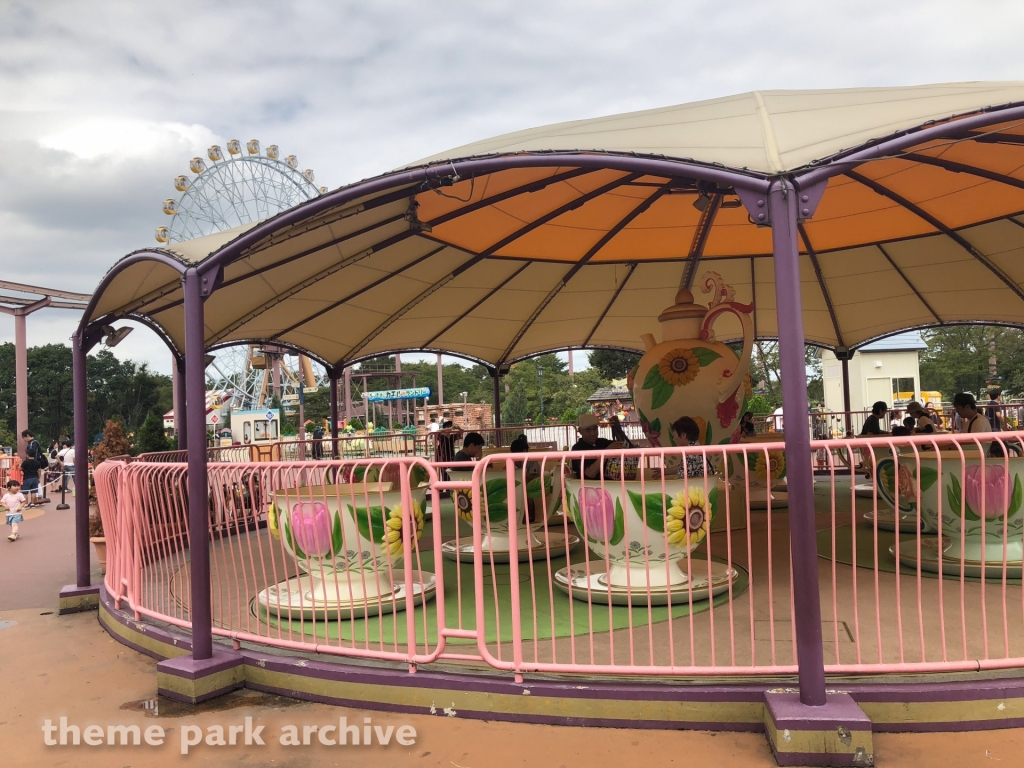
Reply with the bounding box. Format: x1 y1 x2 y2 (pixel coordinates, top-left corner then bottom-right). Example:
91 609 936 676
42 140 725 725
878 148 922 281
97 431 1024 678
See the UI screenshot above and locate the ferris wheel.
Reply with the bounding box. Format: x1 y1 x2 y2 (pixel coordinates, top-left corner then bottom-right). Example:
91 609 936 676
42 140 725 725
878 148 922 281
155 138 325 244
156 139 329 410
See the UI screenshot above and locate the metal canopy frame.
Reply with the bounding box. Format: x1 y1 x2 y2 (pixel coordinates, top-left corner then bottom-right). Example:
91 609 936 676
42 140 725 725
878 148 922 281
72 97 1024 717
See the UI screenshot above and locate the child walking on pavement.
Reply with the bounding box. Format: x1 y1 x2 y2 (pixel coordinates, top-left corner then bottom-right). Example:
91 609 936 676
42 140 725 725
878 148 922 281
3 479 26 541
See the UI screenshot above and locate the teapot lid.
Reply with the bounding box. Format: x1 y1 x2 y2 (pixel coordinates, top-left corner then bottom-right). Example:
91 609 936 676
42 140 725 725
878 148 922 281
657 288 707 323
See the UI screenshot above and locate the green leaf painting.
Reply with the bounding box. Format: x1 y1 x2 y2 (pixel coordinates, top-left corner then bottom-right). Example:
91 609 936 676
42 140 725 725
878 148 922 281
627 489 666 533
611 497 626 546
525 475 553 499
483 477 511 521
1011 474 1023 517
281 510 307 560
650 418 661 435
331 509 344 554
705 422 713 445
347 504 389 543
916 465 939 492
691 348 722 367
708 485 720 524
642 364 675 410
947 474 980 521
409 464 429 487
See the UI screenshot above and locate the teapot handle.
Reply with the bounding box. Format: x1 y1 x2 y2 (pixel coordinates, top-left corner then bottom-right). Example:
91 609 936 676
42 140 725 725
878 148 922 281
700 301 755 402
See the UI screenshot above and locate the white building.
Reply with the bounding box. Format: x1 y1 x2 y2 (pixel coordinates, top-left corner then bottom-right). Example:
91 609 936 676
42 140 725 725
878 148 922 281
820 332 929 414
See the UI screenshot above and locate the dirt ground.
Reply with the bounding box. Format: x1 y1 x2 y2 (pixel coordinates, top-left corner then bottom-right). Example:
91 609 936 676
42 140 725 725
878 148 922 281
3 500 1024 766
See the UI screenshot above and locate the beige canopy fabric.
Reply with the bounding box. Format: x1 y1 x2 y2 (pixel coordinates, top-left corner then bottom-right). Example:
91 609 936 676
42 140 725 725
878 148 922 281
83 82 1024 368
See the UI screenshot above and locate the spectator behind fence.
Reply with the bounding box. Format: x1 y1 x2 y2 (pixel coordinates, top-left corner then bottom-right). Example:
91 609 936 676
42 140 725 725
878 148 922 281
986 389 1004 432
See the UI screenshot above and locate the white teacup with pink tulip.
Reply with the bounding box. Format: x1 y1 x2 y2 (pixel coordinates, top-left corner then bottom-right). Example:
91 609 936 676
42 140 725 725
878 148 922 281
892 452 1024 574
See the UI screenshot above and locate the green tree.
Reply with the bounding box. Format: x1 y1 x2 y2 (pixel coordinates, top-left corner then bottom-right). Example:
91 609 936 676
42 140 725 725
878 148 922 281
919 327 1024 398
501 354 610 424
136 411 171 454
587 349 641 381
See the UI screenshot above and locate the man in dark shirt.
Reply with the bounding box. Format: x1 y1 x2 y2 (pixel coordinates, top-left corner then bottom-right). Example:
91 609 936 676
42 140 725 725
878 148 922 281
453 432 485 462
860 401 889 436
570 414 622 479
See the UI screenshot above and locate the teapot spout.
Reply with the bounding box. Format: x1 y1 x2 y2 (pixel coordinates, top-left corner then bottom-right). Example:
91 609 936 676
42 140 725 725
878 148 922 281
641 333 657 352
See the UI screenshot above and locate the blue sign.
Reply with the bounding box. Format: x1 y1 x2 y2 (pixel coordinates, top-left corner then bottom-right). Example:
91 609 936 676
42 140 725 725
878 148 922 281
366 387 431 402
265 410 276 421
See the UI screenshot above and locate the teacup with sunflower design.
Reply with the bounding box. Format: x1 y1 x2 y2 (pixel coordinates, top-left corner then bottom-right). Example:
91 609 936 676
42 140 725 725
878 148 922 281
446 464 566 558
265 476 430 611
564 475 725 589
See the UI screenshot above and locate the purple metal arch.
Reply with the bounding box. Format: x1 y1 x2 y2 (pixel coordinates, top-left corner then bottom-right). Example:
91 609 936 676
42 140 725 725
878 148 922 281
848 319 1024 352
794 101 1024 188
77 249 188 333
196 154 773 279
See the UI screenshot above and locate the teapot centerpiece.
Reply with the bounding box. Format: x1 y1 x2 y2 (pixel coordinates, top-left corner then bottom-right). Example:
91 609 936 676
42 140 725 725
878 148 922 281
630 272 754 448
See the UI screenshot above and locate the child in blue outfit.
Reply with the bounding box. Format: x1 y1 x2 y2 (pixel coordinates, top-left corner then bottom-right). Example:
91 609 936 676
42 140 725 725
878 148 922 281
3 479 26 541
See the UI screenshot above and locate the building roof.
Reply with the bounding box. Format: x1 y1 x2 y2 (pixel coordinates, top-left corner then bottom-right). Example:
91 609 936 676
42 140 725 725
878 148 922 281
858 331 928 353
588 385 632 402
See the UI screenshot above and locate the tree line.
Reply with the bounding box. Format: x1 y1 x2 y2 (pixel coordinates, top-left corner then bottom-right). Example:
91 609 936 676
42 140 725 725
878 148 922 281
0 342 172 449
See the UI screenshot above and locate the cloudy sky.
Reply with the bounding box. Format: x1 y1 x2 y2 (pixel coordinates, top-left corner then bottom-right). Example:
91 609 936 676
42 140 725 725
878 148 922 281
2 1 1023 375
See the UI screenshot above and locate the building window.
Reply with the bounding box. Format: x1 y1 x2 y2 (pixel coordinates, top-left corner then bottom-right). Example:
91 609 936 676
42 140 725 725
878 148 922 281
892 377 916 401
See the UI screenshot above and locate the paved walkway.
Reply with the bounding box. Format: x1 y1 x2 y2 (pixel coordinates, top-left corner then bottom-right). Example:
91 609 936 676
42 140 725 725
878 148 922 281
2 497 1024 765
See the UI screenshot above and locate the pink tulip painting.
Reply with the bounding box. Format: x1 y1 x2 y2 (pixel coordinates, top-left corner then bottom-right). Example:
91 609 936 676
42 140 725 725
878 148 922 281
579 486 615 540
963 465 1012 520
290 501 334 557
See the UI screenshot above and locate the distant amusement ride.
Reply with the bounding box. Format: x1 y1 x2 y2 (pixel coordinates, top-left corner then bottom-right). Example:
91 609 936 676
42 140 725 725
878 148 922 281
156 138 329 412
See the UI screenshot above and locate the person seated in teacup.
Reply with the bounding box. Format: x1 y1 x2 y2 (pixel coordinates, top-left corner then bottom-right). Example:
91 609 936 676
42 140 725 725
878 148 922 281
570 414 621 479
953 392 991 434
905 401 940 434
453 432 485 462
860 401 890 436
647 417 717 480
509 435 530 454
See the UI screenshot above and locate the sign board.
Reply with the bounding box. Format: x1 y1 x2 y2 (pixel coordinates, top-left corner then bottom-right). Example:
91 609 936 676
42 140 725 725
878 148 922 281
210 414 219 424
265 410 276 421
366 387 431 402
303 386 318 394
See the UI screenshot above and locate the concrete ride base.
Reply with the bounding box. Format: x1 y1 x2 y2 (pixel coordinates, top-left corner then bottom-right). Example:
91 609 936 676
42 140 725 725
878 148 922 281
157 647 245 704
57 583 99 614
763 691 873 766
92 584 1024 765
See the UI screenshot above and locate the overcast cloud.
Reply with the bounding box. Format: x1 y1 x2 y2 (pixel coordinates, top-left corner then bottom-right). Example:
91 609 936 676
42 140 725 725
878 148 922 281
2 0 1023 373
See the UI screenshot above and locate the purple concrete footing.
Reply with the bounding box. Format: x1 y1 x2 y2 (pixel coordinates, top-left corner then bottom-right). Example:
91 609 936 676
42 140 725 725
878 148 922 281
57 584 100 615
764 692 873 766
157 648 244 704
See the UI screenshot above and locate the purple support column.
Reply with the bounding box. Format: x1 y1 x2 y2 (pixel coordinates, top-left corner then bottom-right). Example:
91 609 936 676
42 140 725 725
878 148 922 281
174 358 188 450
492 370 502 430
343 366 352 421
15 312 27 457
183 269 213 660
841 356 852 436
72 332 92 588
329 373 339 440
436 353 444 407
769 182 827 706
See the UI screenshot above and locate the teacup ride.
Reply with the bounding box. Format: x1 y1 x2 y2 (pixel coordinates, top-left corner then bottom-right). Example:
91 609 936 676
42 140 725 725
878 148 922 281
882 449 1024 578
861 451 926 533
444 463 579 562
257 478 435 619
557 476 740 605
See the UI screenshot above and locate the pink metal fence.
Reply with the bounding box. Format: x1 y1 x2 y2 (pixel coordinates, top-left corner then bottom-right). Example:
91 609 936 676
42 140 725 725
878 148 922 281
97 431 1024 678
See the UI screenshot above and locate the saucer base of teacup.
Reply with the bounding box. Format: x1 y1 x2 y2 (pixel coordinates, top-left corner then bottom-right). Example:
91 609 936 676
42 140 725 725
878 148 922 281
864 508 925 533
441 530 581 563
255 569 437 620
553 559 739 606
892 538 1023 579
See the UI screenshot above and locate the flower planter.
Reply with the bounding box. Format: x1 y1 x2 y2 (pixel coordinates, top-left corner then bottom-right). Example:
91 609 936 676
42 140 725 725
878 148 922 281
90 536 106 575
446 466 576 562
258 481 433 618
879 451 1024 573
563 476 734 591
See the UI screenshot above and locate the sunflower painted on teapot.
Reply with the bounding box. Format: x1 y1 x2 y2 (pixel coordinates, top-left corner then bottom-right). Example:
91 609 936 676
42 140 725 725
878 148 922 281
630 272 754 448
